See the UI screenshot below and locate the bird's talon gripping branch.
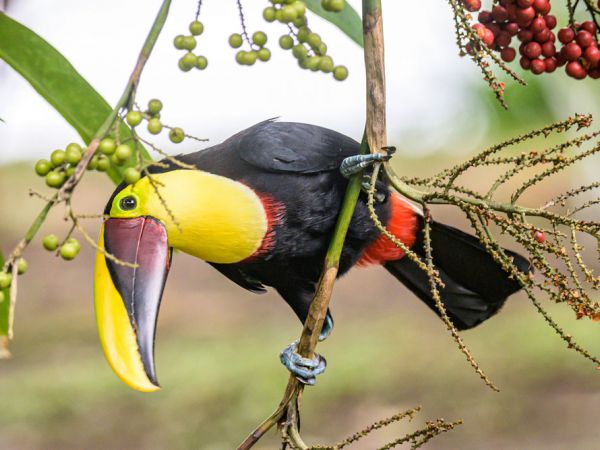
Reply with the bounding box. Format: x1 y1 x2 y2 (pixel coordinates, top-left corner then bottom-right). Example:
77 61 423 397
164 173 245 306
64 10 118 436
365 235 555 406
340 153 391 178
280 340 327 386
319 312 334 342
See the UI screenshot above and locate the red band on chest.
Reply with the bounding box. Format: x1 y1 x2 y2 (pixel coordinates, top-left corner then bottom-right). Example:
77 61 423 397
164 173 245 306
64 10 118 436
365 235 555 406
356 193 418 267
248 192 285 260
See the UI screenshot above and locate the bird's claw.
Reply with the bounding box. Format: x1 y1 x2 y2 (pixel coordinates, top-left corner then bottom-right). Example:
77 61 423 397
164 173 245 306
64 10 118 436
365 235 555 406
340 150 393 179
280 340 327 385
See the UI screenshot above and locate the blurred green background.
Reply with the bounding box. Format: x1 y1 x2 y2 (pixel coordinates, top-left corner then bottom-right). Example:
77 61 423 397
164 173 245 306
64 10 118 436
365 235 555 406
2 73 600 450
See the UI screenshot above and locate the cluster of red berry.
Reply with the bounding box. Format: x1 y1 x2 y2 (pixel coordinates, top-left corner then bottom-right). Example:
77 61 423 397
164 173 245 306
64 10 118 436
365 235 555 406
463 0 600 80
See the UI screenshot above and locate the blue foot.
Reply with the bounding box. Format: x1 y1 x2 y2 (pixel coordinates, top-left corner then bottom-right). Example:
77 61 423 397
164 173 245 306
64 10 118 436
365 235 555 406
340 148 395 178
319 312 334 342
280 340 327 385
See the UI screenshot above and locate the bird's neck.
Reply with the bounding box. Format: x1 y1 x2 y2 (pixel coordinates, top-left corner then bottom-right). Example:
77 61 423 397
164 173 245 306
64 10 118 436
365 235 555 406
141 170 270 263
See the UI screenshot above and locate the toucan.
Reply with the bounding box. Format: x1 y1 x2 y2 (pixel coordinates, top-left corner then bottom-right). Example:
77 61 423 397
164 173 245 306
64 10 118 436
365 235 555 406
94 119 530 392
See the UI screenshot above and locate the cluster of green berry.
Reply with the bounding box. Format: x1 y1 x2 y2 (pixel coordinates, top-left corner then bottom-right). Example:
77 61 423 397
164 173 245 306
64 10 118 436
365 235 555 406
230 31 271 65
0 259 27 302
262 0 349 80
42 234 81 261
128 98 187 145
34 142 91 188
174 21 208 72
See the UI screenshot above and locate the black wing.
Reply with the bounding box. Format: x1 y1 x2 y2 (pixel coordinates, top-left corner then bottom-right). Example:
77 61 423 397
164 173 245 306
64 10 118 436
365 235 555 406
172 119 361 175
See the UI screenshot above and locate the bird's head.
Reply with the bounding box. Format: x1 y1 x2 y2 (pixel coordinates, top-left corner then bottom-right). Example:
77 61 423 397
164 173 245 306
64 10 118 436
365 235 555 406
94 169 269 392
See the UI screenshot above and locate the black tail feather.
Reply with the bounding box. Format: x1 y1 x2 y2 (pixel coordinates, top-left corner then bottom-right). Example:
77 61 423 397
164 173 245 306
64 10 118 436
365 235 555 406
385 219 531 330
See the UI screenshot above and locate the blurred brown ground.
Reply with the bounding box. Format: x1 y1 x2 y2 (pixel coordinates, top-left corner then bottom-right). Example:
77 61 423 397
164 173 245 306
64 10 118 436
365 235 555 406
1 157 599 450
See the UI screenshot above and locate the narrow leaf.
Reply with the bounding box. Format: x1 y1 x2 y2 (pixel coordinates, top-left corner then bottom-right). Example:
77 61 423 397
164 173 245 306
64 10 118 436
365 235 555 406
0 13 151 183
304 0 364 47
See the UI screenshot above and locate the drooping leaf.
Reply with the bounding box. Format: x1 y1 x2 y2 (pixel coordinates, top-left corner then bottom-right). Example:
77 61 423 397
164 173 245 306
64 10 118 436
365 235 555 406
304 0 364 48
0 13 151 184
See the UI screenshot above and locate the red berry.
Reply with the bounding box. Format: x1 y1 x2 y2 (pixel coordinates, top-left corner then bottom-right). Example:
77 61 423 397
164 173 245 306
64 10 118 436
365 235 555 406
584 46 600 67
496 31 512 47
566 61 587 79
524 41 542 58
492 6 509 22
487 23 501 36
534 28 551 43
576 31 594 49
589 68 600 79
544 15 557 30
533 230 546 243
505 22 520 36
501 47 517 62
463 0 481 12
545 57 557 72
541 41 556 57
530 17 547 33
516 7 535 24
518 29 534 42
581 21 597 35
478 10 493 23
517 0 534 6
520 56 532 69
558 27 575 44
531 58 546 74
533 0 551 14
556 52 567 66
564 42 583 61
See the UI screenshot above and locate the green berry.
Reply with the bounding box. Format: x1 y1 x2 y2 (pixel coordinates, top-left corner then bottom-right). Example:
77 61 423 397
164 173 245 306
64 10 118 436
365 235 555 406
297 27 310 43
65 146 82 165
66 143 82 154
0 272 12 289
179 57 194 72
319 56 334 73
50 149 66 167
252 31 268 47
169 127 185 143
182 52 198 67
280 5 298 22
333 65 348 81
306 56 321 71
43 234 60 251
229 33 243 48
189 20 204 36
147 118 163 135
236 51 247 65
59 243 79 261
123 167 141 185
323 0 345 12
35 159 52 176
16 258 28 275
99 137 116 155
291 1 306 16
87 155 99 171
182 36 197 51
279 35 294 50
111 154 124 166
293 16 307 27
307 33 321 49
292 44 308 60
257 48 271 61
263 6 276 22
174 35 186 49
317 42 328 55
97 155 111 172
147 99 163 115
126 111 143 127
45 171 65 188
66 238 81 253
243 51 258 65
115 144 133 161
195 55 208 70
66 166 76 177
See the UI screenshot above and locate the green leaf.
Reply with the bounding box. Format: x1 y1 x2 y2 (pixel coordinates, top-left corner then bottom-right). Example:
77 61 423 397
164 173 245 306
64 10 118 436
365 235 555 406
0 249 9 339
304 0 364 47
0 13 151 184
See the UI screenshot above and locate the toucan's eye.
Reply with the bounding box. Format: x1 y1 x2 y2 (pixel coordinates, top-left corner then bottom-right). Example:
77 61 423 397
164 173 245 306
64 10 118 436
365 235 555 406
119 196 137 211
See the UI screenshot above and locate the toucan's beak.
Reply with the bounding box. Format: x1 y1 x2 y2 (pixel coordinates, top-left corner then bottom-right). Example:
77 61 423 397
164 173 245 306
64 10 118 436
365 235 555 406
94 217 171 392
